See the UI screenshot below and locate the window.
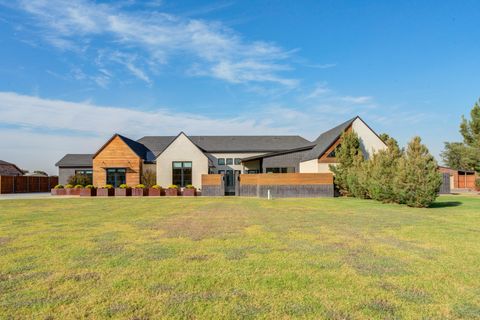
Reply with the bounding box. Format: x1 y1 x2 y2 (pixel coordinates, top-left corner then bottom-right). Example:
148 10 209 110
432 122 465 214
234 158 241 165
172 161 192 187
247 170 259 174
218 170 225 174
266 167 295 173
75 169 93 175
218 158 225 165
226 158 233 165
106 168 126 187
327 144 341 158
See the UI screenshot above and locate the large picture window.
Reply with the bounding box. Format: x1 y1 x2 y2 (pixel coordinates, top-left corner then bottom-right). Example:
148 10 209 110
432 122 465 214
106 168 126 187
172 161 192 187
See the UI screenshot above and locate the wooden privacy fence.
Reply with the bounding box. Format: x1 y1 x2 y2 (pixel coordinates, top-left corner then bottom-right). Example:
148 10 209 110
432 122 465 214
0 176 59 194
201 174 224 196
238 173 334 198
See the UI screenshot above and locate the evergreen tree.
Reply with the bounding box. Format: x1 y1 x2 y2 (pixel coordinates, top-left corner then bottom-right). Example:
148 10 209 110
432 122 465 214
329 131 363 196
460 99 480 147
367 137 403 202
394 137 442 207
441 99 480 172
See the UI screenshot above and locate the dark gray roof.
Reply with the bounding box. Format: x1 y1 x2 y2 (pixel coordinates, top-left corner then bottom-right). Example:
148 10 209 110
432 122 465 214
241 145 315 162
117 134 154 162
301 117 357 161
55 154 93 167
136 136 176 157
0 160 23 175
137 135 312 156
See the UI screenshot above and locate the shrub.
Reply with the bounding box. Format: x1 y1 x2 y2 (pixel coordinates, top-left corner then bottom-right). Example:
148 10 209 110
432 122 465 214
330 131 364 196
119 184 130 189
135 184 145 189
394 136 442 208
168 184 178 189
151 185 161 189
103 184 113 189
74 184 83 189
141 169 157 188
67 173 92 187
85 185 95 189
65 184 74 189
54 184 64 189
367 137 403 203
185 184 195 189
475 178 480 188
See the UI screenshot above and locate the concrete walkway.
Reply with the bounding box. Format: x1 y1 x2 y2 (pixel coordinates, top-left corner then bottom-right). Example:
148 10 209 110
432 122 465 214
0 193 76 200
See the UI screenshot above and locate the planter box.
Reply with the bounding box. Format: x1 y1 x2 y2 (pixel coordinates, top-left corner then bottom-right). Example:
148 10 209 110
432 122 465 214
66 188 81 196
148 188 162 196
115 188 132 196
132 188 148 196
80 188 96 197
97 188 115 197
182 188 196 196
165 188 179 196
51 188 66 196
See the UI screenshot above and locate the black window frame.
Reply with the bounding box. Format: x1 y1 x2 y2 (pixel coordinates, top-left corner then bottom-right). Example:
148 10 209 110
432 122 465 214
226 158 233 165
106 168 126 187
217 158 225 165
172 161 192 187
265 167 294 174
234 158 241 165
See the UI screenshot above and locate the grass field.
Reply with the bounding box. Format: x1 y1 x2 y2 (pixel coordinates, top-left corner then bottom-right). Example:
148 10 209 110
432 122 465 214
0 196 479 319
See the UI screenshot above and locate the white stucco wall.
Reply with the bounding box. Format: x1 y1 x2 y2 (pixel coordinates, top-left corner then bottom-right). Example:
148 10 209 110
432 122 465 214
156 133 209 188
352 118 387 159
299 159 318 173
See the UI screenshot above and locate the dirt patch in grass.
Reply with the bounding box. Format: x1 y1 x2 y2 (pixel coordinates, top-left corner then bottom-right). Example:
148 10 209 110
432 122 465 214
361 299 397 318
345 248 409 276
453 302 480 319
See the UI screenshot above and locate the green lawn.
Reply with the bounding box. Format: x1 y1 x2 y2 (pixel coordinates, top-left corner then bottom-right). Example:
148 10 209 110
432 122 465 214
0 196 479 319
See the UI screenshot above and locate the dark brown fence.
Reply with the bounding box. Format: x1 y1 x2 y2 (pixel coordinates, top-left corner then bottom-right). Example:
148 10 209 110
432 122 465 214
0 176 59 194
238 173 334 198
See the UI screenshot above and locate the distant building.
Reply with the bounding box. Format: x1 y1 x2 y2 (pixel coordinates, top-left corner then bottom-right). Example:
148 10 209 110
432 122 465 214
0 160 24 176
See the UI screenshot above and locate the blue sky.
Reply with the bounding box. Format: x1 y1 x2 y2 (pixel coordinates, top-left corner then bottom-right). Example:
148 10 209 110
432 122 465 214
0 0 479 173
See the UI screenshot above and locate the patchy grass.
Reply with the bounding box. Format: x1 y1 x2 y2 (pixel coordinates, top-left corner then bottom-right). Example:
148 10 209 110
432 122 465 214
0 195 479 319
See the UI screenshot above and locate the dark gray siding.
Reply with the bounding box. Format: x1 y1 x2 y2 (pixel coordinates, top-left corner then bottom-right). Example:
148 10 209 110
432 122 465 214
262 149 310 173
239 184 334 198
58 167 92 185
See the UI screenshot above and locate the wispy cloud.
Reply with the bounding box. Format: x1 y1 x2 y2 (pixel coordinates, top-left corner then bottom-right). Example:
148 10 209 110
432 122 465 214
11 0 297 87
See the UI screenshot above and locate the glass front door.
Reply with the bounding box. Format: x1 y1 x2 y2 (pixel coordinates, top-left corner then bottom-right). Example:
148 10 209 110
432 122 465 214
106 168 126 187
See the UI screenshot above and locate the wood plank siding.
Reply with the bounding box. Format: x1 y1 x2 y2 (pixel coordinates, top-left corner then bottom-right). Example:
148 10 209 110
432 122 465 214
93 136 142 187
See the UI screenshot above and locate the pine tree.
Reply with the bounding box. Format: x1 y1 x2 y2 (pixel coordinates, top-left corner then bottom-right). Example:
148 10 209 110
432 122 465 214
442 99 480 172
367 137 403 202
329 131 363 196
394 137 442 207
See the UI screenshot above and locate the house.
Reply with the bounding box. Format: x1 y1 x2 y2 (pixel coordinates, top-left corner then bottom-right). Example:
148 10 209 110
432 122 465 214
55 154 93 185
438 166 478 191
55 116 386 194
0 160 24 176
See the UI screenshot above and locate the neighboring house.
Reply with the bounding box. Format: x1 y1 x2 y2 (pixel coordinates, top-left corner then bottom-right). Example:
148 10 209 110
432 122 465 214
55 116 386 192
0 160 24 176
438 166 478 191
55 154 94 185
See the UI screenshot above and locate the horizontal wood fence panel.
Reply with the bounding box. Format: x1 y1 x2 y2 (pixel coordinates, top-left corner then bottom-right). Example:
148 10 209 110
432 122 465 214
239 173 333 185
201 174 223 186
